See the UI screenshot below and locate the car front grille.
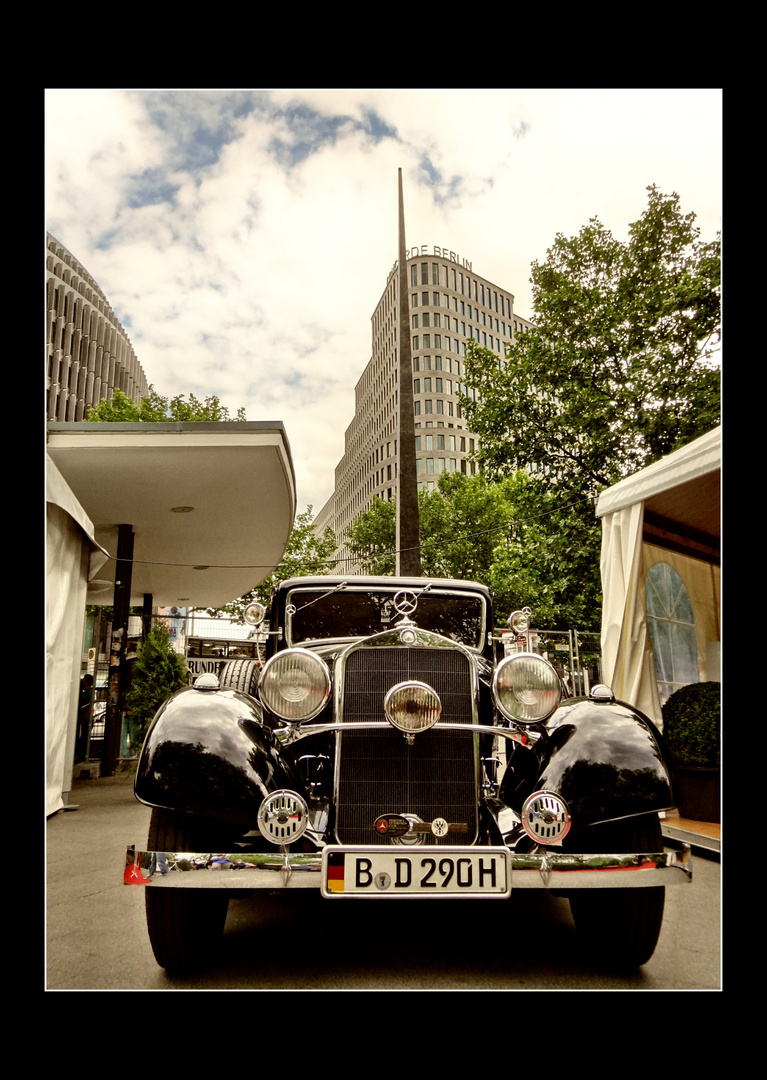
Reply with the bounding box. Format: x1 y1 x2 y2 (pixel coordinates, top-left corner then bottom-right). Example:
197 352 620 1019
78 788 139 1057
334 646 479 845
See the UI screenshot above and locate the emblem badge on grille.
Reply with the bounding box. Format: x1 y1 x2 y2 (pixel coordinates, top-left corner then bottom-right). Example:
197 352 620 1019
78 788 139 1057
374 814 469 841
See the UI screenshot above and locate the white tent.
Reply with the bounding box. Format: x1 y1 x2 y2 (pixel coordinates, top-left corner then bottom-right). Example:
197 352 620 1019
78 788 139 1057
46 456 109 816
595 427 720 726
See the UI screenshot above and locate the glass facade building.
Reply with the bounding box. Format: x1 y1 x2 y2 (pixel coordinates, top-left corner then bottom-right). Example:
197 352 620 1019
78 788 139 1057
315 250 532 568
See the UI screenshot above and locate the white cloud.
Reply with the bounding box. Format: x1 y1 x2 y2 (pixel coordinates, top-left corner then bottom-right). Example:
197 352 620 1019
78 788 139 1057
46 88 722 516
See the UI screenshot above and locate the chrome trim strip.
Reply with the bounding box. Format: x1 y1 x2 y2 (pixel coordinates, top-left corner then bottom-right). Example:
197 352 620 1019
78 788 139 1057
278 719 539 748
124 849 321 889
125 844 692 889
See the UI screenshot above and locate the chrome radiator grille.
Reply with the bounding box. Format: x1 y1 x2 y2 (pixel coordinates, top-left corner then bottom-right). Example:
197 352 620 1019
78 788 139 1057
335 646 478 845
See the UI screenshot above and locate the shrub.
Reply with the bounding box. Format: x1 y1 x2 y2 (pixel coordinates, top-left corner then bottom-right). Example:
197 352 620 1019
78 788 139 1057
126 624 188 739
662 681 720 768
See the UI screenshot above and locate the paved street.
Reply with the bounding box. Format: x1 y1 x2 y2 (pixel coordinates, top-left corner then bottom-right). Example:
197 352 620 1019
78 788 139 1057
47 771 721 991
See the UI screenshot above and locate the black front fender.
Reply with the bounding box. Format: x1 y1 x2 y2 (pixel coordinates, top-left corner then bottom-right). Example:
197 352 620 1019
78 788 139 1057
503 699 678 829
134 685 304 829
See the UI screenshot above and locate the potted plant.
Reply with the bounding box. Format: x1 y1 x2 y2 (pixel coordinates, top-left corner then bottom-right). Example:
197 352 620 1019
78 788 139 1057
662 681 720 822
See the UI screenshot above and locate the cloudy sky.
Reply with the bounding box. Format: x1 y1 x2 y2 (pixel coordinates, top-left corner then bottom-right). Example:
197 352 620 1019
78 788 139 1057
45 89 722 515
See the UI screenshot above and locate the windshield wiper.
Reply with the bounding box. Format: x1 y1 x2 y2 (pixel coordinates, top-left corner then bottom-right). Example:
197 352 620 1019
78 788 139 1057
287 582 348 616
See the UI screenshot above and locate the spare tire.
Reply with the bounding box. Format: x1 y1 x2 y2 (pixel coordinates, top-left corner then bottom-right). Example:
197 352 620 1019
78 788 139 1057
219 658 261 697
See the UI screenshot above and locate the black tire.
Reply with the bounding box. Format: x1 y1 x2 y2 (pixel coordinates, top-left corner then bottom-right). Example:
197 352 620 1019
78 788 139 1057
566 814 665 970
145 808 230 972
220 658 260 696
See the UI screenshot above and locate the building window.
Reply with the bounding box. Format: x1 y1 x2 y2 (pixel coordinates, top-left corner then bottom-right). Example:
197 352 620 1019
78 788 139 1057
646 563 700 706
413 336 419 351
412 315 418 329
413 379 420 394
424 400 433 414
421 263 429 284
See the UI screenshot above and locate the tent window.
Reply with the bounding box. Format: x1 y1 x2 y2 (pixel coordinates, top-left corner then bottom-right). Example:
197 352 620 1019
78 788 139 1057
646 562 699 706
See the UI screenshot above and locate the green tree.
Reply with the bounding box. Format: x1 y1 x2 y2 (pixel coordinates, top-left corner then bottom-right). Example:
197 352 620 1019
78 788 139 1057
206 506 338 619
345 473 599 629
345 496 397 575
126 623 188 739
87 385 247 422
461 185 720 493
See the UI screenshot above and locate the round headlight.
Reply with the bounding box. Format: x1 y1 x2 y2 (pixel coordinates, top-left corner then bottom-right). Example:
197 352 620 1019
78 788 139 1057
259 649 331 722
493 653 561 724
384 681 442 737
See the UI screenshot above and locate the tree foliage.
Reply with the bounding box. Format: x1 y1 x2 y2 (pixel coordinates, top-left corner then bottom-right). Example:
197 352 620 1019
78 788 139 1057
344 473 601 630
206 506 338 620
461 186 720 494
87 385 247 423
126 623 188 737
346 475 516 583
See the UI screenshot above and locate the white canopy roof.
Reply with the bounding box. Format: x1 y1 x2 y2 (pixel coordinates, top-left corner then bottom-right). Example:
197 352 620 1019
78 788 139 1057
595 426 720 723
47 421 296 608
596 426 720 556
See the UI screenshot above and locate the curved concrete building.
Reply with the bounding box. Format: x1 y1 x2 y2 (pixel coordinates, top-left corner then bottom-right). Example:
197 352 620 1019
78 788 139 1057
46 233 149 422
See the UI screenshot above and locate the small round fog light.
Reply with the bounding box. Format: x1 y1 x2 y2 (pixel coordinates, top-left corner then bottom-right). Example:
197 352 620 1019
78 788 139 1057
257 790 309 846
384 681 442 738
521 790 571 845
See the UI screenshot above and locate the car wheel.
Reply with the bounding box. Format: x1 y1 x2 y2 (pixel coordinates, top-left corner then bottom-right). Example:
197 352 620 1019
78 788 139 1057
220 658 260 696
145 808 230 972
566 814 665 970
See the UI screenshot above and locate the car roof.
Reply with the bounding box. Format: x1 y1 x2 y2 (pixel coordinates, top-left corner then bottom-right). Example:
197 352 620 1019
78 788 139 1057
277 575 492 599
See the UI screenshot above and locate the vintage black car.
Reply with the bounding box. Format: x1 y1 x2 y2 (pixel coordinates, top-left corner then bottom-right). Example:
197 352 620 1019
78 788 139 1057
129 575 692 972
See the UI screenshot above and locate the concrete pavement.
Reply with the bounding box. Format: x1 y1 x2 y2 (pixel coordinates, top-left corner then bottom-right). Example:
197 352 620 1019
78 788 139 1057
46 766 721 990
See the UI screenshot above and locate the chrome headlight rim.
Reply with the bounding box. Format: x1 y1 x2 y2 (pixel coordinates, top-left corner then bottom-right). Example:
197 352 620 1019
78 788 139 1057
492 652 561 725
258 648 331 723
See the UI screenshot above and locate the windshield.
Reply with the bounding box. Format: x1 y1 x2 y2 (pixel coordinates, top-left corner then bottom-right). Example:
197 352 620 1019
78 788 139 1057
286 587 487 650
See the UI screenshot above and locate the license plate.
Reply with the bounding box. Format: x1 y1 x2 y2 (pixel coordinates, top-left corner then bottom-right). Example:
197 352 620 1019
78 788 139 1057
321 847 510 898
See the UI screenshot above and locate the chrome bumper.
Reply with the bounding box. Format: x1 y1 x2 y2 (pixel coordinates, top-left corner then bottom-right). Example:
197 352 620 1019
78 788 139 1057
125 843 692 890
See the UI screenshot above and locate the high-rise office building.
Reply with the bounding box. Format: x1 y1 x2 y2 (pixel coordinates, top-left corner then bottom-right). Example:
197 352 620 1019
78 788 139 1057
316 247 532 568
46 233 149 422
